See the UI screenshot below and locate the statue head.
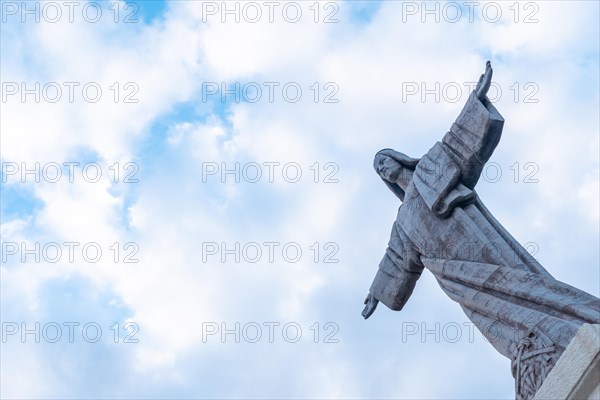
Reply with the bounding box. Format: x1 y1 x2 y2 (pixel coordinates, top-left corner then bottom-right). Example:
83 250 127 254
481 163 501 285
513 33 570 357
373 149 420 201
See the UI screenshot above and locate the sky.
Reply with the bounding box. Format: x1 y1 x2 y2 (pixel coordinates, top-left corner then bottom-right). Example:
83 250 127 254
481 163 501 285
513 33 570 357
1 0 599 398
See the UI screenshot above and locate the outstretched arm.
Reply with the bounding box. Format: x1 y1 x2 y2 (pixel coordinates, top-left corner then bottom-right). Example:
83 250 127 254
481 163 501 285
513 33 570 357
439 61 504 190
363 241 424 319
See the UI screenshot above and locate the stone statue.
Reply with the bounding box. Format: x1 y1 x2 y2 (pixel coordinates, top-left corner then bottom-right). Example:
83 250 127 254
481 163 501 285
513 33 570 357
362 62 600 400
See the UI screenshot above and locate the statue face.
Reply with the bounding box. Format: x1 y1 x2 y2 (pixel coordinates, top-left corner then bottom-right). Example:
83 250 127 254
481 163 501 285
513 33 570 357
375 154 402 182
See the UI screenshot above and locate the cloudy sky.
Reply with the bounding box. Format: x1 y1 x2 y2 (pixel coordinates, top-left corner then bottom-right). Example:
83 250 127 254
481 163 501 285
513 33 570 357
1 1 598 398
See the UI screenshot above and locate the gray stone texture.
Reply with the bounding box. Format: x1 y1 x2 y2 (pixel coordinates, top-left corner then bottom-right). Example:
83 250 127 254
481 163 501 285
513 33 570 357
363 62 600 400
533 324 600 400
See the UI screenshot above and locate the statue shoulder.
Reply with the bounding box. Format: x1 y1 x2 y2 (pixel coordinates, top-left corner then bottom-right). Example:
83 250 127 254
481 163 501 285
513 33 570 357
412 142 475 217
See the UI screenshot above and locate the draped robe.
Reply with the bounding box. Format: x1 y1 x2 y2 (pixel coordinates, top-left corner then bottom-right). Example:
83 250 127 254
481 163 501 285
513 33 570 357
368 91 600 400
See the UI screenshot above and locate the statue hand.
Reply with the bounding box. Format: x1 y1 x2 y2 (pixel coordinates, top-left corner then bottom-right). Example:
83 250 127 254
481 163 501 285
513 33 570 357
362 293 379 319
475 61 493 101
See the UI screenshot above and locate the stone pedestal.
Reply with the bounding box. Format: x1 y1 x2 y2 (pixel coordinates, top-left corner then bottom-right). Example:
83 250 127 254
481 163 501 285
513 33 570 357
534 324 600 400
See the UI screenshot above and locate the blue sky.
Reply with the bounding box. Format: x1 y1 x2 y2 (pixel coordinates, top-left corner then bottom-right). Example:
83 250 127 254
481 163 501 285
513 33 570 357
136 0 168 21
1 1 599 398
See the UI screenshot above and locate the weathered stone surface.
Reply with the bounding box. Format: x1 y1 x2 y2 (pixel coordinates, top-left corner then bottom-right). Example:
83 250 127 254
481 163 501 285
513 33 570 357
362 62 600 400
533 324 600 400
